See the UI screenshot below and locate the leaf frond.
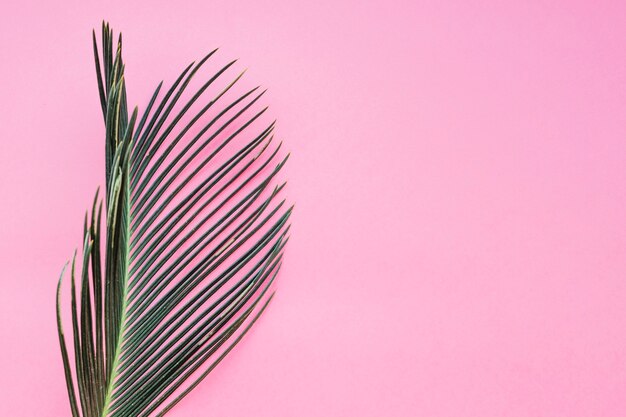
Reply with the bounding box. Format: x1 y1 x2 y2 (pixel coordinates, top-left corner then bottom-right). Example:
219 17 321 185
56 21 291 417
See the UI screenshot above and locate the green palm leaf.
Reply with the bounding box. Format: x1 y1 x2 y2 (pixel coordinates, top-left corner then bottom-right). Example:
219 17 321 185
56 22 291 417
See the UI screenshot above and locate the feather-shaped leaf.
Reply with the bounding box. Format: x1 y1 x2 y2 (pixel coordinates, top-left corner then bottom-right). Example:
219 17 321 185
56 22 291 417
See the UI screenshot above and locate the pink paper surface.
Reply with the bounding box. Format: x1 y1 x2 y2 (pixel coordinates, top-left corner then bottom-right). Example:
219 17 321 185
1 1 626 416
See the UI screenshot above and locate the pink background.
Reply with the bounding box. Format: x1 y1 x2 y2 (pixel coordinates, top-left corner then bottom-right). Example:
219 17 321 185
1 1 626 415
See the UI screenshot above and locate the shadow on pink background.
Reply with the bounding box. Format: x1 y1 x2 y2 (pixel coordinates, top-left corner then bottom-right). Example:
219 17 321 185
1 1 625 416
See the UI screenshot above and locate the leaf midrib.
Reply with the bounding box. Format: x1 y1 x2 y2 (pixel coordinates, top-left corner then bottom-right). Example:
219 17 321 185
100 159 133 417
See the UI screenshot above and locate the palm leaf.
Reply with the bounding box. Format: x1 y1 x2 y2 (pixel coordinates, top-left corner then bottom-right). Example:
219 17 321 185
56 22 291 417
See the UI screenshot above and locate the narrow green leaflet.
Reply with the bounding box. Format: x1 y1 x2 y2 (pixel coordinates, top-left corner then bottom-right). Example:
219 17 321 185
56 22 291 417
